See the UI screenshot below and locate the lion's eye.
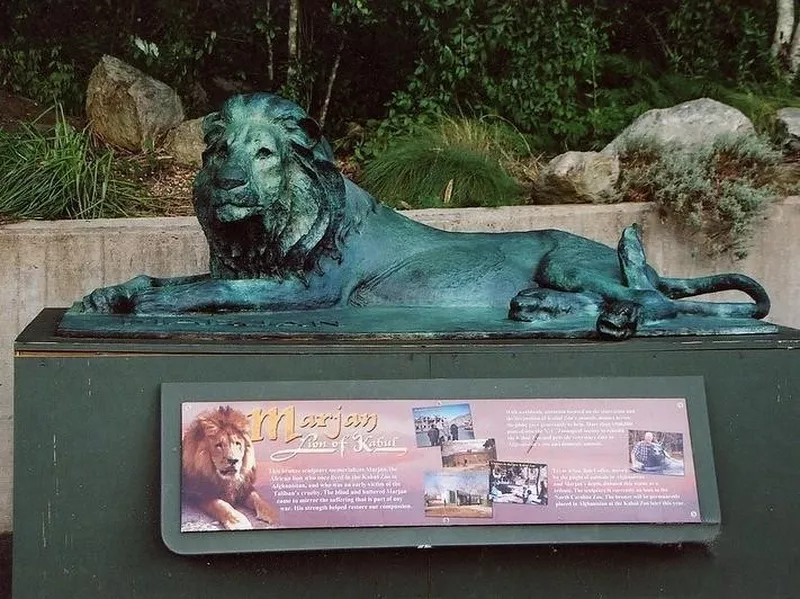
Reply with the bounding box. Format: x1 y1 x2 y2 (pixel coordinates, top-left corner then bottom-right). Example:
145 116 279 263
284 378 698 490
215 442 223 449
256 147 273 159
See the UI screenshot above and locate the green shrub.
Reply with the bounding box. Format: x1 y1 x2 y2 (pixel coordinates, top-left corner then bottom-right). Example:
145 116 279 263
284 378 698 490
361 118 530 209
0 107 150 220
617 134 780 258
0 45 82 113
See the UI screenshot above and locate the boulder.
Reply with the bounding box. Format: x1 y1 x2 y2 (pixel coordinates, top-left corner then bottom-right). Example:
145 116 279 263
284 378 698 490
532 151 620 204
776 107 800 154
86 55 184 150
602 98 754 155
164 117 205 168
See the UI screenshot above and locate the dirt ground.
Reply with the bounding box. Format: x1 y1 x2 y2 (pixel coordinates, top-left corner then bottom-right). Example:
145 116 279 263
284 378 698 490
0 89 52 129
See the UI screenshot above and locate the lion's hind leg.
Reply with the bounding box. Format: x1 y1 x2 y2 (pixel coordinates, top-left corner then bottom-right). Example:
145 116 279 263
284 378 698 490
617 224 658 291
523 224 678 339
595 224 677 339
509 287 603 323
509 286 644 340
510 285 666 340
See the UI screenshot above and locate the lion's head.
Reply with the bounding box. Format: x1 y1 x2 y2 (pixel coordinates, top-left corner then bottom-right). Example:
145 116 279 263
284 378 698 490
182 406 256 492
193 93 348 280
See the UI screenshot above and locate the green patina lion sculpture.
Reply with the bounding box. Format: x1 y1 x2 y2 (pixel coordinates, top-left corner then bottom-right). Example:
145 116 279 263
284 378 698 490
80 93 770 339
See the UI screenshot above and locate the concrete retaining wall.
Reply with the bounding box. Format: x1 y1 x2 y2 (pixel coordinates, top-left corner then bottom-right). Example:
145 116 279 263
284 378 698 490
2 198 799 532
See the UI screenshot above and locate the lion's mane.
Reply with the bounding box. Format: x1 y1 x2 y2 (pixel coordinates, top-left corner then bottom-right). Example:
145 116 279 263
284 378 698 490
193 93 354 281
181 406 257 505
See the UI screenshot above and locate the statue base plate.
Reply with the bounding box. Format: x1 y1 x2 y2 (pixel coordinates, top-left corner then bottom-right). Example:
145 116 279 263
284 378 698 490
57 304 778 340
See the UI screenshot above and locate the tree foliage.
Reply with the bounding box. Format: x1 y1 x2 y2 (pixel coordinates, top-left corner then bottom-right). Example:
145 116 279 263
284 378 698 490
0 0 792 147
389 0 608 148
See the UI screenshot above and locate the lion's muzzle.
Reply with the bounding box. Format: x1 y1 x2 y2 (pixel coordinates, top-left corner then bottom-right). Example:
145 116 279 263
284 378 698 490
217 463 241 477
214 164 247 191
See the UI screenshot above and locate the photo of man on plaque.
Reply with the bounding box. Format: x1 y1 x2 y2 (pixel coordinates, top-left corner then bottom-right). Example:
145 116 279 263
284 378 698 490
629 430 685 476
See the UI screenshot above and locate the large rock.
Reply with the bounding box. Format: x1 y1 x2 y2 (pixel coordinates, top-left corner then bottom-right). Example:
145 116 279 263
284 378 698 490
602 98 754 155
532 151 620 204
164 117 205 168
776 107 800 154
86 55 184 150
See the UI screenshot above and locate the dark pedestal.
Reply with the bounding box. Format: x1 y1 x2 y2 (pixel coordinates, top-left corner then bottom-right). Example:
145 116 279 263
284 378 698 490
13 309 800 599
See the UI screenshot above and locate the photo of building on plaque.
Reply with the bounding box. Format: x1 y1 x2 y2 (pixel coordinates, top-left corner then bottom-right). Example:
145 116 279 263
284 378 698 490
423 471 492 518
629 430 685 476
441 438 497 471
412 403 475 448
489 461 548 505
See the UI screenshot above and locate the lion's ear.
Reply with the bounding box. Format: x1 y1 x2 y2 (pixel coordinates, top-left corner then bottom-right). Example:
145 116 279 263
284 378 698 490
202 112 225 144
297 117 336 161
298 117 321 147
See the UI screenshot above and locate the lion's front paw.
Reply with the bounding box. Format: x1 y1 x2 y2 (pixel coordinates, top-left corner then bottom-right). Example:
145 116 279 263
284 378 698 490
597 300 640 340
246 491 278 525
80 275 154 314
220 508 253 530
254 500 278 525
81 285 134 314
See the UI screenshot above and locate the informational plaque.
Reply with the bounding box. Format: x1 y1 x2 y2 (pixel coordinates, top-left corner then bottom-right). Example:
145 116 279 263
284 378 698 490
161 377 719 554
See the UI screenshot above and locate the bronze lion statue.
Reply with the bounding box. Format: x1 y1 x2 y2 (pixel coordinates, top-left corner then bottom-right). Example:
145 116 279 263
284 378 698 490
81 93 770 339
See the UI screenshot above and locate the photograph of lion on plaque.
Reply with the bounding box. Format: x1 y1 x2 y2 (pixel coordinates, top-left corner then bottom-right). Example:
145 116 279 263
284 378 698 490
629 430 685 476
489 461 548 505
441 438 497 471
180 405 278 532
412 403 475 448
423 471 492 518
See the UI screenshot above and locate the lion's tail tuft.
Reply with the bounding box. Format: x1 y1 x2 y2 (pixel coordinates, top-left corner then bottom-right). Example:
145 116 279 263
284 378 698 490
657 274 770 319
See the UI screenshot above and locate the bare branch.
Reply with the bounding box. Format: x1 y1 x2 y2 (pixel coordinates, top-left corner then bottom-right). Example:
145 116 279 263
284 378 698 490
319 40 344 128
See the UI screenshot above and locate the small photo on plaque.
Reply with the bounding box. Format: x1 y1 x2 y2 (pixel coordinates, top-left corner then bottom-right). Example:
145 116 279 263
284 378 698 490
423 471 492 518
489 461 548 506
629 429 685 476
412 403 475 448
440 438 496 471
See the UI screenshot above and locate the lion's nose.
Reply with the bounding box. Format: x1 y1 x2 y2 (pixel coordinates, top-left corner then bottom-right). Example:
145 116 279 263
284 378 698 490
215 166 247 190
227 458 239 466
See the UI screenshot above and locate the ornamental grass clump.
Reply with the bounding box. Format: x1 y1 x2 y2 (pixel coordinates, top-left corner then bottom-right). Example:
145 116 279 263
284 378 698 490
361 117 532 209
0 106 148 221
617 133 780 258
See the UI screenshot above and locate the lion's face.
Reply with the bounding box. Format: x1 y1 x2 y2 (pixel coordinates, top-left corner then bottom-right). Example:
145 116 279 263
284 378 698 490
183 406 256 487
207 427 247 479
191 93 348 280
199 123 287 224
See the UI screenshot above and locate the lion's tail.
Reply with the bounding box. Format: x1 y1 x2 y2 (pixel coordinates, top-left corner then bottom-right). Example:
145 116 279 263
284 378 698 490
657 274 770 319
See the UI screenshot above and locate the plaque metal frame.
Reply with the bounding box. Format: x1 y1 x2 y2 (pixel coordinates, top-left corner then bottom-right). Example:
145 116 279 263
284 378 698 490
161 376 719 554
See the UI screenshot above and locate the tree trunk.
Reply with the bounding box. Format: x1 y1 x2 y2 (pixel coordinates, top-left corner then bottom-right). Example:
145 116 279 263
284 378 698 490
287 0 300 88
790 16 800 72
266 0 274 86
318 40 344 129
773 0 795 57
